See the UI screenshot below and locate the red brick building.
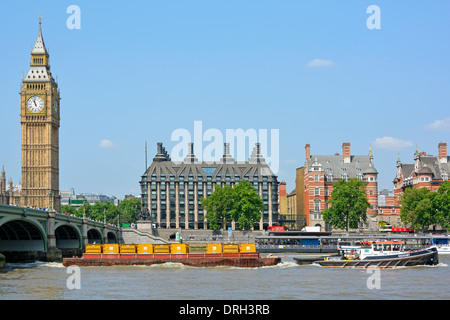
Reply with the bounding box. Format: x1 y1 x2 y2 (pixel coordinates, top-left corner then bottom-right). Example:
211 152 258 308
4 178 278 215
393 142 449 209
377 189 402 228
302 142 378 231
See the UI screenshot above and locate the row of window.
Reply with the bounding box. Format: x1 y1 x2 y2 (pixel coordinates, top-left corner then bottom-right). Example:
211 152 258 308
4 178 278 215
144 182 276 194
310 188 377 197
312 174 376 182
312 201 377 213
149 173 273 181
32 58 45 64
25 83 47 90
147 181 274 188
149 210 275 217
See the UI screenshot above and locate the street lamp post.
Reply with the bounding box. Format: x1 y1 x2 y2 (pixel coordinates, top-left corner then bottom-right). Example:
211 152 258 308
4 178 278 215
49 191 53 212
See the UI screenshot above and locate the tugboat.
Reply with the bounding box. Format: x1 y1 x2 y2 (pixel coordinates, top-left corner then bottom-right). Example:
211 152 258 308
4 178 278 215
316 240 439 269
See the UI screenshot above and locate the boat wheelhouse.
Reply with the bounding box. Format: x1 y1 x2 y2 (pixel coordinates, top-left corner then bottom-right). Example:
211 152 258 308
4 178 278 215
358 240 405 260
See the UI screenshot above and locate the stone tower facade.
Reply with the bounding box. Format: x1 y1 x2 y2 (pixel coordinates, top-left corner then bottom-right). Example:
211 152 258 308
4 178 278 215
20 17 61 211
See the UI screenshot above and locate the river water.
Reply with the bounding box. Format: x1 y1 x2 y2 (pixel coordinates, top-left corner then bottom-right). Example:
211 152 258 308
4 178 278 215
1 254 449 301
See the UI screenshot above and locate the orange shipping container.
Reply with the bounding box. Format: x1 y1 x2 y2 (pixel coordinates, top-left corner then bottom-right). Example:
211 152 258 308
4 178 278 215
170 244 190 254
137 244 154 254
206 244 223 254
120 244 136 254
240 243 256 253
154 244 171 254
85 244 102 254
102 244 119 254
223 244 239 253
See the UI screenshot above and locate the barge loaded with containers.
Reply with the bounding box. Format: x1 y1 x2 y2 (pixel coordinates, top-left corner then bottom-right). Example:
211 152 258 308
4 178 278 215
62 243 281 268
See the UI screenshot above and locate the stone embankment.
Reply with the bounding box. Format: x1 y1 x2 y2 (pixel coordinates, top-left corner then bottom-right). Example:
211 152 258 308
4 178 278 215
120 226 266 245
120 228 169 244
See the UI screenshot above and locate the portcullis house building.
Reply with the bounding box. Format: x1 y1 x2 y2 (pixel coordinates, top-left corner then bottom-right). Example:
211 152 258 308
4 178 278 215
140 142 279 230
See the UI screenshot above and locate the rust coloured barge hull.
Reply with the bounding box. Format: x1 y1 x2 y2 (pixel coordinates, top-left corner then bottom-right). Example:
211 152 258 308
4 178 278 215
63 253 281 268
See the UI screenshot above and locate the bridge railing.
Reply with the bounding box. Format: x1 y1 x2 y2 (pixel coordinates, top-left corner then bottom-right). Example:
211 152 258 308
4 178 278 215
0 204 118 231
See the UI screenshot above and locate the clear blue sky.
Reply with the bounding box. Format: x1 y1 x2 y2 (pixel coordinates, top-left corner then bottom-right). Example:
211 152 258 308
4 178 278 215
1 1 449 199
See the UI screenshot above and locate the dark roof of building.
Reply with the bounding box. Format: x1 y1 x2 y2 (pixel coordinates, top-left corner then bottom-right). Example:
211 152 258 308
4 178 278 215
287 189 296 197
306 154 377 178
143 142 278 182
400 163 415 180
419 166 433 174
398 154 449 180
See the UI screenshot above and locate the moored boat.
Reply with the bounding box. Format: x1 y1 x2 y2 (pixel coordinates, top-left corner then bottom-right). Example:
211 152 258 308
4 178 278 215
430 236 450 254
317 240 438 269
435 244 450 255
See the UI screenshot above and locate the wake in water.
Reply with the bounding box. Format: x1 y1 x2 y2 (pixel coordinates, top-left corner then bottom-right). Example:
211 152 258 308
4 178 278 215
261 261 298 269
5 261 47 269
42 262 65 268
125 261 300 270
394 262 448 270
3 261 66 273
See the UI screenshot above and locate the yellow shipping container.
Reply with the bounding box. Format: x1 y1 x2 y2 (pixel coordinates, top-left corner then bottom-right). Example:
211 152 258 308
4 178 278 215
137 244 154 254
153 244 171 254
85 244 102 254
223 244 239 253
102 244 119 254
240 243 256 253
120 244 136 254
206 243 223 254
170 244 190 254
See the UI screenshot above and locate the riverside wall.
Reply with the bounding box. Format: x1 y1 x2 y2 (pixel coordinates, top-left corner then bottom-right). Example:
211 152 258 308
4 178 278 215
120 227 267 245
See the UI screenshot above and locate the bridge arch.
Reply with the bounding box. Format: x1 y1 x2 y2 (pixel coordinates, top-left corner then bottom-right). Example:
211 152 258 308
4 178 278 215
106 231 117 244
87 228 103 244
0 218 46 252
55 223 82 250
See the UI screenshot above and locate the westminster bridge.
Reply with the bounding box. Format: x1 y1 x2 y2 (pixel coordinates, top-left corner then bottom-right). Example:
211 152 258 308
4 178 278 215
0 204 119 262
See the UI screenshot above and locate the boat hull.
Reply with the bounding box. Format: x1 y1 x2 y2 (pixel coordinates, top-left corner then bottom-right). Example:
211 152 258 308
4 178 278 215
294 255 338 265
317 247 438 269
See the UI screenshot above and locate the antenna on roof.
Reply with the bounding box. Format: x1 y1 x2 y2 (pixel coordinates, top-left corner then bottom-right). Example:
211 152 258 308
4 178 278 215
145 141 148 171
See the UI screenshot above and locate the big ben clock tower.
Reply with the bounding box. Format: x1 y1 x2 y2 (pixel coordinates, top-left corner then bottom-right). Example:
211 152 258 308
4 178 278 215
20 17 61 211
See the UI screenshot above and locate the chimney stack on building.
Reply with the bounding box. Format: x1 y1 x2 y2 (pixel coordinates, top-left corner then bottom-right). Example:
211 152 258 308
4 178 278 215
154 142 171 162
221 142 234 163
439 142 448 164
343 142 351 164
305 144 311 160
279 181 287 197
184 142 198 163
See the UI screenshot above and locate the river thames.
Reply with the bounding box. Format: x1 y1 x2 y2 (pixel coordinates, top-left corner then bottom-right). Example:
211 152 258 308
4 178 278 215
1 254 449 301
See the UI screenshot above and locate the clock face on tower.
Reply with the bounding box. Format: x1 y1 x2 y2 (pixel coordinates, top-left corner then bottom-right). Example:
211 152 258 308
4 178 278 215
27 96 45 113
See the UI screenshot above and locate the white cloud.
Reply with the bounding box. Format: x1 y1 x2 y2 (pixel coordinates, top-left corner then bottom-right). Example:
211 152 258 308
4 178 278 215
99 139 117 149
306 59 335 68
424 117 450 132
373 137 413 150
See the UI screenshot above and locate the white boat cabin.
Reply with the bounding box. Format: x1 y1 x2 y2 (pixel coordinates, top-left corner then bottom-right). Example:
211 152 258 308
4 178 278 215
340 240 405 260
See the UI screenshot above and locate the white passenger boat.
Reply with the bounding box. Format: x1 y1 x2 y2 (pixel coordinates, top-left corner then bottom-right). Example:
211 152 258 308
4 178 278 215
435 244 450 254
430 236 450 254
